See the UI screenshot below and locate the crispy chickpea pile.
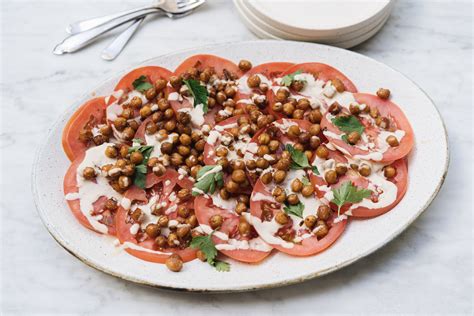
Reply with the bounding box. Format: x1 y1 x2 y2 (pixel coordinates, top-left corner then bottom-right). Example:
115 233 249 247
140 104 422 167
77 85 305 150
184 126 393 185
272 89 324 121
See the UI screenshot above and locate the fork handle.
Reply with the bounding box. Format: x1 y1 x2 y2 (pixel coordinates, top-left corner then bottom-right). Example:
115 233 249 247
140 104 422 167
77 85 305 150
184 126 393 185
53 9 160 54
101 18 144 61
67 1 165 34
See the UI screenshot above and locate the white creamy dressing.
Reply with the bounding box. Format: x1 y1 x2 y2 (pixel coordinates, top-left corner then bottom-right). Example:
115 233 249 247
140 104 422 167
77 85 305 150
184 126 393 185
237 74 272 95
130 194 160 229
178 103 205 127
145 132 178 159
66 143 123 233
272 118 298 132
243 213 293 249
106 90 148 122
199 224 272 252
209 191 238 211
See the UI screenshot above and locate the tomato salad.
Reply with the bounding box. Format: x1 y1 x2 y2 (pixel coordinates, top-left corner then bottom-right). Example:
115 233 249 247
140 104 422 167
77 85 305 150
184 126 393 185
62 55 414 272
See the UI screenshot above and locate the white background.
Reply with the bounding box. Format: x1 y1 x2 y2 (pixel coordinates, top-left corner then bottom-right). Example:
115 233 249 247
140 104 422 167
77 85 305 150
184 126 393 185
0 0 472 314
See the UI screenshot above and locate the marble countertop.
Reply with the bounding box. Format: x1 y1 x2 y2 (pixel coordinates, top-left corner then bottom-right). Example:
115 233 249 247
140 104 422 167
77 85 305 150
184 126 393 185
1 0 472 314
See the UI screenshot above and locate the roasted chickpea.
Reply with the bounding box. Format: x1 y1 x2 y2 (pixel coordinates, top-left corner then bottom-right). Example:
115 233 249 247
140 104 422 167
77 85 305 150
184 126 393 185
317 205 331 220
377 88 391 100
145 121 158 135
349 103 361 115
158 98 170 111
283 102 295 116
301 185 314 197
114 117 127 131
235 202 247 215
347 131 361 145
275 158 290 171
273 170 287 184
287 194 300 205
130 151 143 164
122 127 135 141
304 215 317 229
239 59 252 72
170 153 183 166
247 74 261 88
104 198 118 211
187 215 198 228
82 167 96 180
79 129 93 142
291 179 303 193
292 109 303 119
324 170 338 185
165 254 183 272
209 214 223 229
315 222 329 238
158 215 169 227
384 165 397 178
309 136 321 149
177 225 191 238
370 106 379 118
119 145 129 158
275 88 289 102
308 109 323 123
169 75 182 89
177 145 190 157
359 164 372 177
335 163 348 176
328 102 341 115
291 80 305 92
225 180 239 193
155 79 167 91
275 211 289 225
256 157 269 169
272 102 283 112
139 105 152 118
386 135 399 147
194 139 206 152
288 125 300 137
177 188 191 201
118 175 131 189
196 250 207 262
316 145 329 159
155 235 166 248
258 133 270 145
105 145 118 158
145 224 161 238
99 125 112 137
232 169 246 184
297 98 310 110
298 132 310 144
261 172 273 184
238 221 251 236
130 208 143 222
246 159 257 170
257 145 269 157
331 78 345 92
145 87 157 100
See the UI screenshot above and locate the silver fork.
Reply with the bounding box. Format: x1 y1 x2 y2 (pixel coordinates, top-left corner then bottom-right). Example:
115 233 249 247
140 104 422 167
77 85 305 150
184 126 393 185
53 0 204 55
67 0 196 34
101 7 194 61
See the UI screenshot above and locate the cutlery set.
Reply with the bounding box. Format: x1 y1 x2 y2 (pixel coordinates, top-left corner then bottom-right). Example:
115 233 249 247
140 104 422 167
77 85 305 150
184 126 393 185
54 0 205 60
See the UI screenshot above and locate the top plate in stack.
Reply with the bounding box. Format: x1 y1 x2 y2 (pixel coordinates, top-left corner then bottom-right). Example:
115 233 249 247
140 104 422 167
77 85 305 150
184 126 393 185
234 0 394 48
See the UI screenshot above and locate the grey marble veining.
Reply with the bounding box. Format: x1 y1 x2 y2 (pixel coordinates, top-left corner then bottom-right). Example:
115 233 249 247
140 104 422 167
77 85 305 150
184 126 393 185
0 0 472 314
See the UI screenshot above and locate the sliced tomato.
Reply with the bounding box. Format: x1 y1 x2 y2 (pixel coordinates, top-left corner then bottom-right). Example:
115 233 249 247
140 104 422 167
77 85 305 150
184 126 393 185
174 54 243 78
62 97 107 161
194 195 272 263
203 114 250 165
281 63 358 93
249 179 347 257
63 153 117 235
321 93 414 162
115 182 197 263
113 66 173 93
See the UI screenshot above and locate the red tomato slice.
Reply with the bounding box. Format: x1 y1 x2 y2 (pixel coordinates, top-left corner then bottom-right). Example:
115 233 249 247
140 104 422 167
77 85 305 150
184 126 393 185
281 63 358 93
63 152 117 235
62 97 107 161
194 195 273 263
203 114 250 165
321 93 414 162
249 179 347 257
115 181 197 263
113 66 173 93
174 54 243 78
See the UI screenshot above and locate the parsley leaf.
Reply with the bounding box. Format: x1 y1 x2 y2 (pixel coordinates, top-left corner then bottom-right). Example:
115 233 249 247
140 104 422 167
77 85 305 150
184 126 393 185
183 79 209 113
192 165 224 196
132 75 153 93
332 181 372 216
190 232 230 272
301 176 310 186
128 145 154 188
281 70 304 87
331 115 365 135
285 144 320 175
283 201 304 218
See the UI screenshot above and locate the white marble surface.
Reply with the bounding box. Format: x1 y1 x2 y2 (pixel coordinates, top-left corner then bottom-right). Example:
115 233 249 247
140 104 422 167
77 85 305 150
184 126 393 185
0 0 472 314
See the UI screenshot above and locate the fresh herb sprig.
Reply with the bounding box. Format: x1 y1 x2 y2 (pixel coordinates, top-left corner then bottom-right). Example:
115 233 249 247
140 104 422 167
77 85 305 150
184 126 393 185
283 201 304 218
132 75 153 93
183 79 209 113
331 116 365 145
190 232 230 272
192 165 224 196
281 70 305 87
286 144 319 175
128 144 154 189
332 181 372 216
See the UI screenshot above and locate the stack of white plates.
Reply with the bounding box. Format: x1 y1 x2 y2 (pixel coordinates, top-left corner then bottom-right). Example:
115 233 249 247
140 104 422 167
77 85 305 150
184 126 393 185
234 0 394 48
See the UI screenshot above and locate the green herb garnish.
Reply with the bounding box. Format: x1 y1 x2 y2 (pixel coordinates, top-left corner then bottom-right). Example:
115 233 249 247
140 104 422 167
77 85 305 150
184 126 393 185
301 176 310 186
283 201 304 218
331 116 365 145
281 70 305 87
128 145 154 189
332 181 372 216
285 144 319 175
132 75 153 93
190 232 230 272
192 165 224 196
183 79 209 113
